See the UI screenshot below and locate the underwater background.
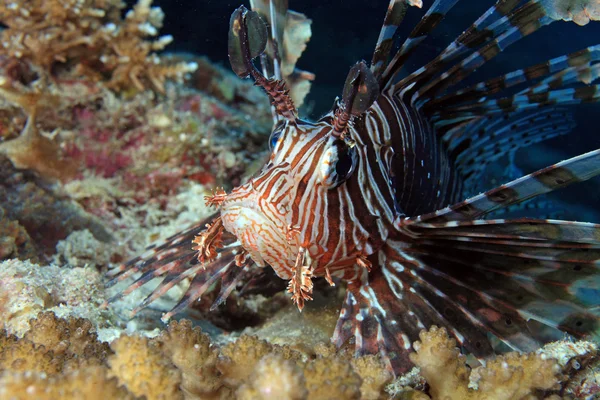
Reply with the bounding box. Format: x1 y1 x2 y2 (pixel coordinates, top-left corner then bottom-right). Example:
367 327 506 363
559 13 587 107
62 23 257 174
0 0 599 398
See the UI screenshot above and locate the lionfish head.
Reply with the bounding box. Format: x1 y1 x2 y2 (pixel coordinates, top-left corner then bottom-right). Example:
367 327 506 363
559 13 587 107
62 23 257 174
215 6 382 285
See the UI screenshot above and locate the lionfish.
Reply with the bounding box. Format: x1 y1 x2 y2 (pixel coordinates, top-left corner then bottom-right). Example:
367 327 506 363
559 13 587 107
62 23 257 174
107 0 600 374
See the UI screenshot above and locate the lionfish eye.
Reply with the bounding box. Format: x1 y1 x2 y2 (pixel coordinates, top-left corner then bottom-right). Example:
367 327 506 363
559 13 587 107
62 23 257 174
269 120 286 150
320 138 359 189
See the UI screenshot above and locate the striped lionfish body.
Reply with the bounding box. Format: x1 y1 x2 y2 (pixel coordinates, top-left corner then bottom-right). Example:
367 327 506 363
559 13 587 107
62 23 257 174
108 0 600 374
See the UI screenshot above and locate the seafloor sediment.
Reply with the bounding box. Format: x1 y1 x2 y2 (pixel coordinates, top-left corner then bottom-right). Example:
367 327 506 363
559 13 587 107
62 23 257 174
0 1 599 399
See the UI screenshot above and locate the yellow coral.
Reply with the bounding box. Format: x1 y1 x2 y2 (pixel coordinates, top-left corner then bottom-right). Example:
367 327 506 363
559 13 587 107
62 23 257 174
217 335 279 387
304 357 363 400
108 334 183 400
351 355 393 400
156 319 223 398
0 339 63 374
236 354 307 400
23 311 109 359
0 366 136 400
409 326 561 400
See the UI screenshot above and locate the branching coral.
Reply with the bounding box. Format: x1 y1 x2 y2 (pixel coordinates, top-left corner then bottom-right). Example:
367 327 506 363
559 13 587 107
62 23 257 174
107 334 182 400
0 312 111 378
0 366 136 400
217 335 302 387
304 357 363 400
0 0 197 93
236 354 307 400
409 326 561 400
155 319 223 398
351 355 394 400
3 312 598 399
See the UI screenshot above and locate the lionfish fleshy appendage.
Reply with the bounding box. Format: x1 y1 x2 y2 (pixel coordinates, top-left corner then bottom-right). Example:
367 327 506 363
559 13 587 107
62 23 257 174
228 5 297 121
105 212 252 318
287 247 315 311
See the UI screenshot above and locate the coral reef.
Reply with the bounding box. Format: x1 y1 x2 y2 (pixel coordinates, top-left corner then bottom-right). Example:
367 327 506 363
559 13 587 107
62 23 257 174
408 326 561 400
108 334 182 400
544 0 600 25
0 0 196 93
0 0 597 398
0 259 110 337
0 154 112 258
2 310 600 399
0 206 37 262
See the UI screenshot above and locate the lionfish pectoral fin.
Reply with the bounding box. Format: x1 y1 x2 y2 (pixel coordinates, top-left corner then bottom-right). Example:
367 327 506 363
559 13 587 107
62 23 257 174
104 212 254 320
408 148 600 224
333 244 495 375
399 218 600 346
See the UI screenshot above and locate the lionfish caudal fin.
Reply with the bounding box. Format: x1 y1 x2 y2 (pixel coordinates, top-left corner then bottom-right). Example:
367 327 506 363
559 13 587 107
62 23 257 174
104 212 252 321
334 149 600 373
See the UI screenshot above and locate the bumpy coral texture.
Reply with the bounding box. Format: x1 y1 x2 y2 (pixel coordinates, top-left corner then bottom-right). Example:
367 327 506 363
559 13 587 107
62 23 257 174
108 335 182 400
409 326 562 400
0 259 110 338
0 312 132 400
3 312 600 399
156 319 223 398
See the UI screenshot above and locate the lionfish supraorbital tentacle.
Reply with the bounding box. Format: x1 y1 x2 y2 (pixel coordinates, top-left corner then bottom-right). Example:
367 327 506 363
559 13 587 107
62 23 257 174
228 5 297 121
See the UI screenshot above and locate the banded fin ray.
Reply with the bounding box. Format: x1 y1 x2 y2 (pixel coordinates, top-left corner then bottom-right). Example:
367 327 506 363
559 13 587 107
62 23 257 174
380 0 461 89
425 44 600 116
443 109 576 194
410 0 557 103
105 213 248 317
405 148 600 224
370 0 411 80
335 217 600 372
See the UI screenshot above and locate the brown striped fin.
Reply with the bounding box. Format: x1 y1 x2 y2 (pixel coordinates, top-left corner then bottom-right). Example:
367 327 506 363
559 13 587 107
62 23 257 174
405 148 600 224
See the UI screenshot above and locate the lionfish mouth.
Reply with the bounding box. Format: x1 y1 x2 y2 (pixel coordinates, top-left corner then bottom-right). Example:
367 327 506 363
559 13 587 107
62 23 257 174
219 204 294 280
